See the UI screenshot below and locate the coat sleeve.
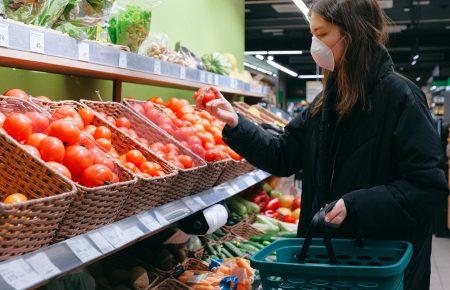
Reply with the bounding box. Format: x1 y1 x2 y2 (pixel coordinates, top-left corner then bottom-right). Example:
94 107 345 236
222 110 308 177
342 88 448 236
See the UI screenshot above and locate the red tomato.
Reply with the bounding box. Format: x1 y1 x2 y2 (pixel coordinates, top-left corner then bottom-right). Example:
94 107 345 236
145 107 160 123
172 118 185 128
187 135 202 147
150 142 165 153
154 170 164 177
172 100 190 113
78 108 94 126
204 142 215 151
178 155 193 169
199 110 214 122
198 119 212 132
139 161 162 176
0 112 5 127
26 133 47 149
144 101 156 113
196 89 217 105
36 96 51 101
22 144 41 159
165 143 179 154
127 129 138 139
70 117 85 130
190 143 206 159
116 117 131 129
122 161 138 173
106 116 116 126
3 113 33 142
119 154 127 163
176 106 194 119
81 164 114 187
170 160 185 169
181 141 189 148
96 138 112 151
83 125 97 135
93 126 111 140
181 113 197 124
205 148 222 162
79 133 96 149
47 119 81 146
159 123 175 136
166 98 180 111
118 127 129 134
126 150 146 167
52 106 80 122
223 146 242 161
111 173 119 183
131 104 145 115
213 132 224 145
3 89 29 100
149 96 165 105
197 131 215 146
25 112 50 133
90 147 115 170
63 145 93 177
193 123 206 132
40 137 65 162
46 161 72 179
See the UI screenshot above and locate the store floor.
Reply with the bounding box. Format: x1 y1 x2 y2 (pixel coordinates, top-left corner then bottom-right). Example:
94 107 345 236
431 236 450 290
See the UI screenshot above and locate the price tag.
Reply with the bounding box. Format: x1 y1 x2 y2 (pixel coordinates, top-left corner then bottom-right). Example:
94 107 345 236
137 212 160 231
78 42 90 62
119 51 127 68
88 231 114 254
29 31 44 53
153 60 161 75
0 259 40 290
66 237 100 263
200 71 206 83
101 225 128 248
182 196 206 212
26 253 60 280
0 23 9 48
207 73 213 84
214 75 220 86
179 66 186 79
123 226 143 242
230 78 237 89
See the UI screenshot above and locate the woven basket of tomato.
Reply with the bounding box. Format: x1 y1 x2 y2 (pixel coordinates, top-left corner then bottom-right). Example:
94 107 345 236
0 98 78 259
124 98 233 192
80 100 207 199
33 99 180 220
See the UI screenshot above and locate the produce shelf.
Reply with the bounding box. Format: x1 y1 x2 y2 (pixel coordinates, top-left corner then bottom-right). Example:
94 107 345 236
0 19 269 100
0 169 270 290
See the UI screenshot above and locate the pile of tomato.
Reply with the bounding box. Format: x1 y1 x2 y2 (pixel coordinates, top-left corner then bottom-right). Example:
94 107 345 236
130 96 242 163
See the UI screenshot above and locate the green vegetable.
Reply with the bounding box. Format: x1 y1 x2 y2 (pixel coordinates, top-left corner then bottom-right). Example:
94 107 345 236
54 21 96 40
277 220 297 232
234 197 260 214
4 0 43 24
239 243 260 254
33 0 69 28
221 248 233 258
244 241 264 250
205 243 215 255
263 183 272 194
262 241 271 246
201 52 232 75
252 222 277 233
227 198 247 216
270 190 283 199
223 241 243 257
212 243 221 255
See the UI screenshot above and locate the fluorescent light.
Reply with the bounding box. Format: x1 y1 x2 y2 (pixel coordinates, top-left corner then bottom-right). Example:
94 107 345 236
267 56 274 61
412 0 430 5
291 0 310 23
244 62 274 76
416 77 421 81
255 55 265 60
244 51 268 55
298 75 324 79
411 60 417 65
403 7 410 12
268 50 303 55
267 60 298 77
431 86 437 90
262 29 284 33
413 55 419 60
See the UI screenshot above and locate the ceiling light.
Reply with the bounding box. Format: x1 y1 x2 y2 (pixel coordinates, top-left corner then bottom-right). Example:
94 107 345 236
255 55 265 60
412 0 430 5
446 26 450 30
266 60 298 77
403 7 410 12
267 56 274 61
411 60 417 66
388 25 407 33
244 51 268 55
268 50 303 55
262 29 284 33
431 86 437 90
413 55 419 60
245 8 251 13
298 75 324 79
416 77 421 81
291 0 310 23
243 62 274 77
271 4 298 13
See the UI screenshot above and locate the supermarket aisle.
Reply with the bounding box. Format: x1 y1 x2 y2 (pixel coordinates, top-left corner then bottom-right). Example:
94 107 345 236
431 236 450 290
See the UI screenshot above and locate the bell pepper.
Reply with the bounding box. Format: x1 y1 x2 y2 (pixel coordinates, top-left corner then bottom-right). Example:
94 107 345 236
253 194 269 209
283 216 297 224
264 210 278 219
265 198 280 211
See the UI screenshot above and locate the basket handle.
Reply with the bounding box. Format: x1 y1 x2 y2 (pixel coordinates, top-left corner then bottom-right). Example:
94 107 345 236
296 201 338 264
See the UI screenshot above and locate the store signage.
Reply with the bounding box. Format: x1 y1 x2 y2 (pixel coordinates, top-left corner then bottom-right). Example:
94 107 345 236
66 237 101 263
119 51 127 68
78 42 90 62
29 31 44 53
100 225 128 248
88 231 114 254
26 253 61 280
0 23 9 48
0 259 40 290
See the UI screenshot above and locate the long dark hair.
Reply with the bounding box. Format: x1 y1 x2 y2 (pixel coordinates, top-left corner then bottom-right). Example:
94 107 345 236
310 0 389 117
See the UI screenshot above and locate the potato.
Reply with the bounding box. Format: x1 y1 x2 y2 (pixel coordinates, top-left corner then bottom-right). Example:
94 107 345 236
130 266 149 290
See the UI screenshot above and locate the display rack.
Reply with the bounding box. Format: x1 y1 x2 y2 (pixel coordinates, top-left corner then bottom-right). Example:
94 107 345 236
0 170 270 290
0 19 269 101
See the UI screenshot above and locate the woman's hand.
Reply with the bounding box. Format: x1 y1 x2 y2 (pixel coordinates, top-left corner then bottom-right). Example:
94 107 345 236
325 199 347 227
195 87 239 128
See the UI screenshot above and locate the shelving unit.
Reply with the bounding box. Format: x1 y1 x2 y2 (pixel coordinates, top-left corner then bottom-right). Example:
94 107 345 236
0 170 270 290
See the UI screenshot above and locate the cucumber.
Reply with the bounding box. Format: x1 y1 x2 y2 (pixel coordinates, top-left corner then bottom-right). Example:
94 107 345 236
223 241 244 257
245 241 264 250
262 241 271 246
205 243 215 255
250 236 261 243
215 228 226 236
221 248 234 258
239 243 260 253
212 243 221 254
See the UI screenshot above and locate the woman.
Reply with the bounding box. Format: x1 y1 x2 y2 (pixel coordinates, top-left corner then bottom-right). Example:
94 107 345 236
196 0 448 289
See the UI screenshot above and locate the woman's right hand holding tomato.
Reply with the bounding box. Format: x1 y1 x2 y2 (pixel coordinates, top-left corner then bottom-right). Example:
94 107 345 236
194 87 239 128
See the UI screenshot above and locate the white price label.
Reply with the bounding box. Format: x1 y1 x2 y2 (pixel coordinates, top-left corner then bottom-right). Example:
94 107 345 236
207 73 213 84
123 226 143 242
119 51 127 68
26 253 60 280
153 208 169 225
137 212 160 231
214 75 220 86
0 259 40 290
88 231 114 254
29 31 44 53
0 23 9 48
230 78 237 89
66 237 100 263
154 60 161 75
78 42 90 61
183 196 206 212
200 71 206 83
101 225 128 248
180 67 186 79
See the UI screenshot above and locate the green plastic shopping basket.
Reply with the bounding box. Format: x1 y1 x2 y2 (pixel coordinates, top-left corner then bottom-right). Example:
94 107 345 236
250 202 413 289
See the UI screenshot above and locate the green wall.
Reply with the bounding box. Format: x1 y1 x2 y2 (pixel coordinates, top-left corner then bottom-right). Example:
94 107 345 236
0 0 245 102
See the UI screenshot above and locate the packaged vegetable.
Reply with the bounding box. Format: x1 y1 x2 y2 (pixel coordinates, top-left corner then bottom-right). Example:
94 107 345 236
4 0 44 24
201 52 232 76
178 270 238 290
32 0 70 28
212 258 254 290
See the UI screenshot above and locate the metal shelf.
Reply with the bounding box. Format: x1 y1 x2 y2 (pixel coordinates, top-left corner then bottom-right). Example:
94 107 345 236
0 19 269 100
0 170 270 290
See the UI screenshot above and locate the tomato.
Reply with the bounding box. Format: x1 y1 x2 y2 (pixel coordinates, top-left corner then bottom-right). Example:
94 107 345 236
3 113 33 142
79 133 96 149
78 108 94 126
159 123 175 136
52 106 80 122
195 89 217 105
46 161 72 179
170 160 185 169
83 125 97 135
223 146 242 161
26 133 47 148
193 123 206 132
47 119 81 146
40 137 65 162
90 147 115 170
95 138 112 151
199 110 214 122
214 133 225 145
119 154 127 163
156 116 173 127
145 107 160 123
24 112 49 133
172 100 190 113
81 164 114 187
22 144 41 159
139 161 162 176
3 89 29 100
190 143 206 159
187 135 202 147
149 96 165 105
141 173 152 179
116 117 131 129
127 129 138 139
137 137 149 147
0 112 5 127
193 88 203 101
63 145 93 177
178 155 193 169
154 170 164 177
176 106 194 118
70 117 85 130
150 142 165 153
131 104 145 115
205 148 222 162
181 113 197 124
198 119 212 132
126 150 146 167
111 173 119 183
144 101 156 113
197 131 215 146
166 98 180 111
93 126 111 140
165 143 179 154
204 142 215 151
123 161 138 173
36 96 51 101
106 116 116 126
172 118 185 128
3 193 27 204
181 141 189 148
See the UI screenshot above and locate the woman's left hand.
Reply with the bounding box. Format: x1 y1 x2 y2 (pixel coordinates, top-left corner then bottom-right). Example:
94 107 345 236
325 199 347 227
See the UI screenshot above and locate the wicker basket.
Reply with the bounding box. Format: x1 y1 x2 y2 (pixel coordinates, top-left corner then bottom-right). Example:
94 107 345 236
123 98 232 191
151 278 192 290
80 100 207 198
0 126 76 260
230 222 264 240
216 159 254 185
181 258 209 271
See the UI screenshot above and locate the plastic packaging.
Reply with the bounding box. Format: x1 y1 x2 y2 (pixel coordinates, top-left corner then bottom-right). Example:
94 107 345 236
4 0 44 24
178 270 238 290
32 0 70 28
210 258 254 290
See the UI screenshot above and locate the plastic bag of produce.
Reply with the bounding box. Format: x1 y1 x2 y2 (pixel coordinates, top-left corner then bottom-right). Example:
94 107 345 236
178 270 238 290
108 0 161 52
32 0 70 28
3 0 44 24
138 32 169 57
175 41 205 70
210 258 254 290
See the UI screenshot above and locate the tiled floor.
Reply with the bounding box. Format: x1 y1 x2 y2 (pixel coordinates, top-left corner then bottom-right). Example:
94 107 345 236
431 236 450 290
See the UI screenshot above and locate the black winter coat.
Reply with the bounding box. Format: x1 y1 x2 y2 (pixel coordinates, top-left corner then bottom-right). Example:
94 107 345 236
222 47 448 290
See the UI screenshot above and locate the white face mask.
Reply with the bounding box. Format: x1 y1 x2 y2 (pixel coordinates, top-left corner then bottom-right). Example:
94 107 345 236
310 36 343 72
